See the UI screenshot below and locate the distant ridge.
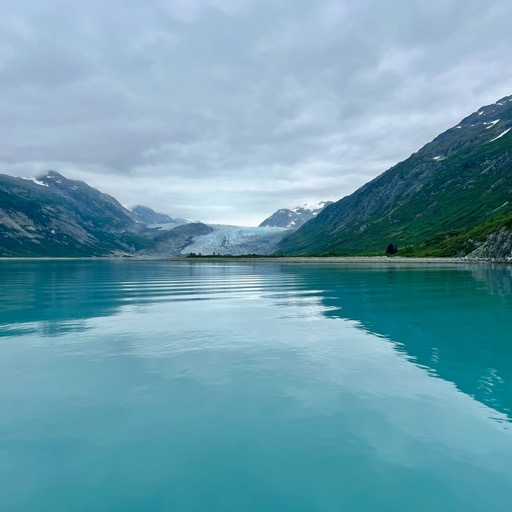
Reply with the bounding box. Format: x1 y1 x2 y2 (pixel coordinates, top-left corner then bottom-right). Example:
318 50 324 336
259 201 333 229
131 205 189 226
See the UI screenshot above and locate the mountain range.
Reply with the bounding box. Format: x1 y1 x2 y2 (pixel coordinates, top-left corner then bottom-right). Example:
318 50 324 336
1 95 512 259
0 171 291 257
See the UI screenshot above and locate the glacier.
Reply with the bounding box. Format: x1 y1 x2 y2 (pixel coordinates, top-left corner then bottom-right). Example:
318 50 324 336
181 225 292 256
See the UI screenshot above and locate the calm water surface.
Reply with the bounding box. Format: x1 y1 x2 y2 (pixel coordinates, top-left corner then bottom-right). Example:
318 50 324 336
1 260 511 511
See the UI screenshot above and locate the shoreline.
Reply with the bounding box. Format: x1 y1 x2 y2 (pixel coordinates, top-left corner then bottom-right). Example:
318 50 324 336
162 256 487 264
151 256 496 265
0 256 508 265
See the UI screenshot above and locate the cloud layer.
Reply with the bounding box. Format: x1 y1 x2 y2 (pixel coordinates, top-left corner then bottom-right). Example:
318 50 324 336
1 0 512 224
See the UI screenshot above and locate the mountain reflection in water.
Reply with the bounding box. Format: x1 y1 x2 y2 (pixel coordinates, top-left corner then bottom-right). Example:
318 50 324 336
1 260 510 421
280 263 512 421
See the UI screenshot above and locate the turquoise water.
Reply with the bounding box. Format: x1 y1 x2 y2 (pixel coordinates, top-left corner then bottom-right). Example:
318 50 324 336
1 260 511 511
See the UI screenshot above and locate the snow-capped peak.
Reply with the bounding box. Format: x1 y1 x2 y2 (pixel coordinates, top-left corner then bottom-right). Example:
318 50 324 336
259 201 333 228
292 201 331 213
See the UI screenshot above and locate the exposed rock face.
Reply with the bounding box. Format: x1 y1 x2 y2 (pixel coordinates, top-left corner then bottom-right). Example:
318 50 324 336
469 227 512 260
278 95 512 257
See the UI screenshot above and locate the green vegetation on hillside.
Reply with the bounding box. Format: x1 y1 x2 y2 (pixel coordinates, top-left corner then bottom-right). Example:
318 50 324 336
278 96 512 257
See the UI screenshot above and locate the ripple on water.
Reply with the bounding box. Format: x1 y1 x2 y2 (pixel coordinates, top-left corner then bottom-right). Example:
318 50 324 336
0 260 512 511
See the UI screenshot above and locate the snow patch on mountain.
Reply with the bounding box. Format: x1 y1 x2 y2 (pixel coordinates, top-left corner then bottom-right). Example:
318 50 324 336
484 119 500 129
21 177 49 187
490 128 511 142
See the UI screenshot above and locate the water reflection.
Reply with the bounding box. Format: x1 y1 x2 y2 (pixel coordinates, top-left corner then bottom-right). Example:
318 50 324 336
2 260 512 511
279 263 512 420
0 261 131 334
1 260 511 421
0 261 298 336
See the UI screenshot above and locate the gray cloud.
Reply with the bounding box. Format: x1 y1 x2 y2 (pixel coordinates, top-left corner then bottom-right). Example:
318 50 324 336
1 0 512 224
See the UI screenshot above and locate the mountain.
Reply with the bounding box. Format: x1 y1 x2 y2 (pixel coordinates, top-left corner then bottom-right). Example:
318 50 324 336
131 205 189 226
278 95 512 257
0 171 150 257
259 201 333 229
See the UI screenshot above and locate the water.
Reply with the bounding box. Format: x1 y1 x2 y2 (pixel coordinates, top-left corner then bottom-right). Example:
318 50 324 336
1 260 512 511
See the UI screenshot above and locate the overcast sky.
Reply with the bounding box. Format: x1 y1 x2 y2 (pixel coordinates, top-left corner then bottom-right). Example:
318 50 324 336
1 0 512 225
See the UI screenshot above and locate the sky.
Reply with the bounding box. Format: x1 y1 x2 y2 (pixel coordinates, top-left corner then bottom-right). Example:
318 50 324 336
1 0 512 226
